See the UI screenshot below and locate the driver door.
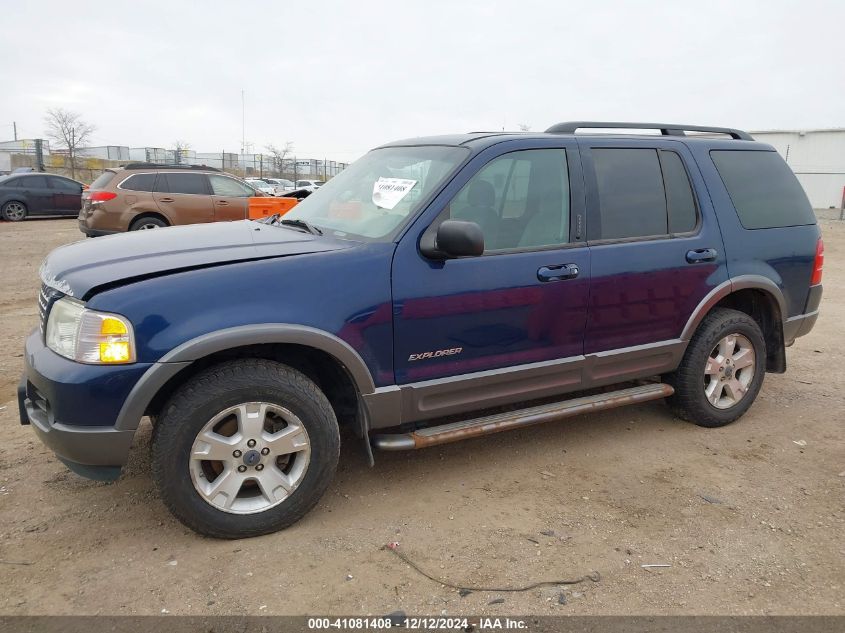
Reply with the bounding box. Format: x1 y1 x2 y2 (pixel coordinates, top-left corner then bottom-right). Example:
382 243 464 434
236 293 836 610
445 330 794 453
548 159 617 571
209 174 252 221
390 140 590 421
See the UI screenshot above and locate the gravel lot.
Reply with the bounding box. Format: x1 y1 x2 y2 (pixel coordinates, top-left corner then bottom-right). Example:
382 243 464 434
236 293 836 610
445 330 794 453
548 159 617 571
0 218 842 616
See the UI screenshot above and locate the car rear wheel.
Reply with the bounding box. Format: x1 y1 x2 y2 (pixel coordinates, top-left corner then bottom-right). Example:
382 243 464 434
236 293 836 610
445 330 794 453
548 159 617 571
666 308 766 427
2 201 27 222
151 359 340 538
129 216 168 230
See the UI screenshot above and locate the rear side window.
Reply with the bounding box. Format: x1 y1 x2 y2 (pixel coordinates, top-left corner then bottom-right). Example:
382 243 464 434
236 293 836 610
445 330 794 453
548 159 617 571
710 150 815 229
592 148 698 239
119 173 157 192
90 171 116 190
158 173 210 195
592 148 666 239
49 177 81 191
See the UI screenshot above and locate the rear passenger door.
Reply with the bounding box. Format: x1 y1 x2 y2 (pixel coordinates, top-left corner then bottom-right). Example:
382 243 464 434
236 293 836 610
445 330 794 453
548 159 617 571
579 138 728 355
48 176 84 213
153 172 214 224
209 174 252 221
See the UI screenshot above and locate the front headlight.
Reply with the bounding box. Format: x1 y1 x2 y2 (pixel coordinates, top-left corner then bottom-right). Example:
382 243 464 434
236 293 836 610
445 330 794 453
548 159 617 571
45 298 136 364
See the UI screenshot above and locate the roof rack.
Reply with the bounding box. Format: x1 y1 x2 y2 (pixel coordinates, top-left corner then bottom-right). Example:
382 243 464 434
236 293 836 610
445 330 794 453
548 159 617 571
122 162 221 172
545 121 753 141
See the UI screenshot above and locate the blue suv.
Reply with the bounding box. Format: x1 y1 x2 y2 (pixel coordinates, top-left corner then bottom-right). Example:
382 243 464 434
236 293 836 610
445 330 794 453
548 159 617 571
19 122 823 538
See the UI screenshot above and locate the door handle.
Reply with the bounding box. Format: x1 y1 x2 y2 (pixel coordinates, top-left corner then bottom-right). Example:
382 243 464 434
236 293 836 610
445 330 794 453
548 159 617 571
686 248 718 263
159 197 174 203
537 264 580 282
217 200 229 206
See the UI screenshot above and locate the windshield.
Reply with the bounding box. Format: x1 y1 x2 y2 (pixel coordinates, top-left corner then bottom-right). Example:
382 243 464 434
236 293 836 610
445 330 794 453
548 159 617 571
280 146 468 241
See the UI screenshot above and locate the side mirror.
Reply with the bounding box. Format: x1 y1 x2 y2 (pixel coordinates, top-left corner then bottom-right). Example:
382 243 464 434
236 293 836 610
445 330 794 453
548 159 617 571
421 219 484 259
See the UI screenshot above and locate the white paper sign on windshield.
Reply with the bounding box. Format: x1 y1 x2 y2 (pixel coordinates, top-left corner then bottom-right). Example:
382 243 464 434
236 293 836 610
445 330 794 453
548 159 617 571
372 177 417 210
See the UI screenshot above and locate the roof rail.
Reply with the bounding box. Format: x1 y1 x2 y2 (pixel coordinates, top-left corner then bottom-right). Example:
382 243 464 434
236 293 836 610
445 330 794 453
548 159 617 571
122 162 221 172
545 121 753 141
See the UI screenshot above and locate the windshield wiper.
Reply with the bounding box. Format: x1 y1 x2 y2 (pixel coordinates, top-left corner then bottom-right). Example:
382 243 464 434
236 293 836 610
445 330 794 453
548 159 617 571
278 218 323 235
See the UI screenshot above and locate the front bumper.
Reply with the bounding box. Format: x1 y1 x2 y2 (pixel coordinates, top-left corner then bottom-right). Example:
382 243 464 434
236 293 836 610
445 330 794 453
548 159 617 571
19 376 132 481
19 330 150 481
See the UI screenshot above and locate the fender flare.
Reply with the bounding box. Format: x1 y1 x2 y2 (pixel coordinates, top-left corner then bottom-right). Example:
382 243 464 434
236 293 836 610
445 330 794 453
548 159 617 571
114 324 375 431
680 275 787 342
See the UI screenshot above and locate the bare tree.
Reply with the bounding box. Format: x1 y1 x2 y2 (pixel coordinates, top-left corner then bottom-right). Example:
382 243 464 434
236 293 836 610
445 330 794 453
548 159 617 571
265 141 294 177
44 108 95 179
517 123 532 132
173 139 191 165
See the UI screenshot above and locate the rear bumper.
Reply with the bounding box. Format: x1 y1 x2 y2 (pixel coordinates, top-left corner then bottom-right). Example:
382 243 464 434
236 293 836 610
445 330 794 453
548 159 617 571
78 219 119 237
783 284 822 345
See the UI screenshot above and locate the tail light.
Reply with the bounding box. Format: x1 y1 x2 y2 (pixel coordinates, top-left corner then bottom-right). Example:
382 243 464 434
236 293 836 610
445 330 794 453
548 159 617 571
811 238 824 285
84 191 118 205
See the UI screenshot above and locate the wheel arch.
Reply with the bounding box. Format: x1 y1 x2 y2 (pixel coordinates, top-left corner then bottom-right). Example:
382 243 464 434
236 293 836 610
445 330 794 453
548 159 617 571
681 276 787 373
114 325 376 433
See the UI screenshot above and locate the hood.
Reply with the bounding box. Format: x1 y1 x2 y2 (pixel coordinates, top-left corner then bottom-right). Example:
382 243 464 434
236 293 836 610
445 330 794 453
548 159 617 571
41 220 353 299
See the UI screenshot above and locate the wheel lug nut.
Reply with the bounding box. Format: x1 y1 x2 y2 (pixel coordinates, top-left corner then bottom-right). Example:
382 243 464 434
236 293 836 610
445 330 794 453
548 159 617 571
237 465 247 473
233 450 242 458
255 464 264 471
247 439 256 448
261 447 270 455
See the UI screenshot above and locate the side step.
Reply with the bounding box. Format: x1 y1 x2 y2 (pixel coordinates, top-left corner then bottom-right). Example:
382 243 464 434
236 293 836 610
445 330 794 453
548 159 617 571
371 383 674 451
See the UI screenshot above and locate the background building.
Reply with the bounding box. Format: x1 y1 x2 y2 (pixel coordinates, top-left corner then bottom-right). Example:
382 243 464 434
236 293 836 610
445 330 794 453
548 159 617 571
750 128 845 209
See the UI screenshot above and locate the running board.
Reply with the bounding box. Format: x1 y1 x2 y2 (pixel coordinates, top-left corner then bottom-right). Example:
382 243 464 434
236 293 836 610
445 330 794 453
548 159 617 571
371 383 674 451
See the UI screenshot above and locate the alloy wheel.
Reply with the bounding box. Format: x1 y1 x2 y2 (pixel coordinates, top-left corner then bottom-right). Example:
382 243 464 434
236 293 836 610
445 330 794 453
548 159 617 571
4 202 26 221
703 333 756 409
189 402 311 514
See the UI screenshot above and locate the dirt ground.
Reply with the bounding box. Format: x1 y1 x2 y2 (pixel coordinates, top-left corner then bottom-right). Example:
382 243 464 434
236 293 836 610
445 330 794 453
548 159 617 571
0 217 842 616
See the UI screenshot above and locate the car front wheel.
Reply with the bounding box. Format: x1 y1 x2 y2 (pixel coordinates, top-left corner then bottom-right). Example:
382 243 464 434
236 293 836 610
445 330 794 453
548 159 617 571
2 201 27 221
151 359 340 538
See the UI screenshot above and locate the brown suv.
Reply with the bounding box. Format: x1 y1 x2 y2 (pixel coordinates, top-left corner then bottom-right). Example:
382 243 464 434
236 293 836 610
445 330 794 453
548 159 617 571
78 164 262 236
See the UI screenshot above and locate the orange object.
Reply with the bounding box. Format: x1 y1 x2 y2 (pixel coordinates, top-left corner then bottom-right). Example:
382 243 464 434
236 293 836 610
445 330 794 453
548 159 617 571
248 196 299 220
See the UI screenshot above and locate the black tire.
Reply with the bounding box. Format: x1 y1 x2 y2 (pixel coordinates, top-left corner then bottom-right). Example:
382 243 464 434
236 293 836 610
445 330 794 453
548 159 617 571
151 359 340 539
129 216 168 231
665 308 766 428
1 200 27 222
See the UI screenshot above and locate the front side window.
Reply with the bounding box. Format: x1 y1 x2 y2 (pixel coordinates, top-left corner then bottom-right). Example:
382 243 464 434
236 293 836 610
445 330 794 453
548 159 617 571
21 175 48 188
591 148 698 240
159 173 210 195
281 146 469 241
448 148 570 251
210 175 254 197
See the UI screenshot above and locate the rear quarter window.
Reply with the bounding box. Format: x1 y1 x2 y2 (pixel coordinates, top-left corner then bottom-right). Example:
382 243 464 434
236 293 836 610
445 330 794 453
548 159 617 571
710 150 815 229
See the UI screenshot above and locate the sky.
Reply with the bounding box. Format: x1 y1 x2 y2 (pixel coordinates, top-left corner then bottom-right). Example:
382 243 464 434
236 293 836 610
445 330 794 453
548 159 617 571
1 0 843 163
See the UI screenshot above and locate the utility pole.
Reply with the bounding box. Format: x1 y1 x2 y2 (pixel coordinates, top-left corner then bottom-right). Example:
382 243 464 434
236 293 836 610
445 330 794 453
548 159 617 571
13 121 17 141
241 90 245 156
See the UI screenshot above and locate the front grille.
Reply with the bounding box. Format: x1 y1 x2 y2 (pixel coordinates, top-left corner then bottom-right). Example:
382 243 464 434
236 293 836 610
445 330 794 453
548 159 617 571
38 284 64 338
